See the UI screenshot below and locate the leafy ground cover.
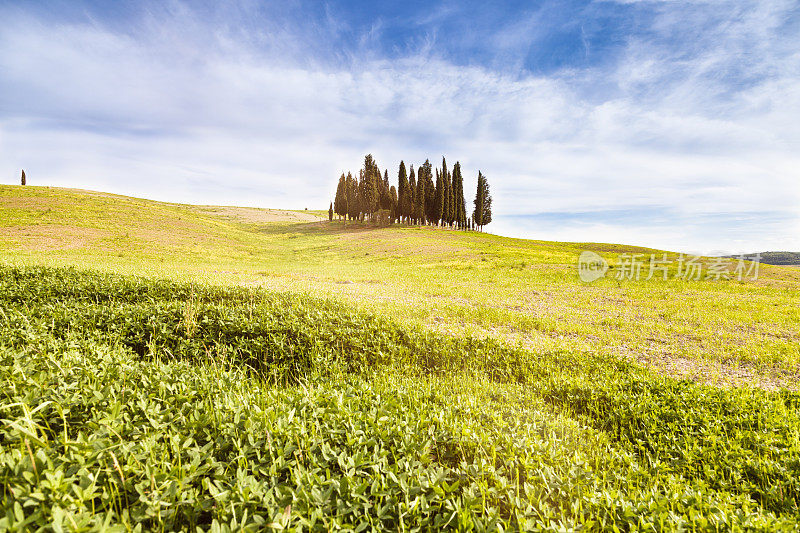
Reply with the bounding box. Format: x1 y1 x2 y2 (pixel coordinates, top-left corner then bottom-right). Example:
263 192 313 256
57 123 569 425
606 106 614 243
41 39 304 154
2 266 800 531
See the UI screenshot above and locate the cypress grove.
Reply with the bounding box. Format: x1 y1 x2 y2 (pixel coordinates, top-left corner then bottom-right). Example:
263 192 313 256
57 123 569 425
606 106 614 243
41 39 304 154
331 154 491 231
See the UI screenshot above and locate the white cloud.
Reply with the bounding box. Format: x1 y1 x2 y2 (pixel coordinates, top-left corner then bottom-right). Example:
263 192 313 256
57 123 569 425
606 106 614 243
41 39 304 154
0 1 798 251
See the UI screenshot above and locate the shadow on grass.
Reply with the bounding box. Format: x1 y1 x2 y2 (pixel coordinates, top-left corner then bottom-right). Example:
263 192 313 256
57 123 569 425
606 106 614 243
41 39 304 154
251 220 424 236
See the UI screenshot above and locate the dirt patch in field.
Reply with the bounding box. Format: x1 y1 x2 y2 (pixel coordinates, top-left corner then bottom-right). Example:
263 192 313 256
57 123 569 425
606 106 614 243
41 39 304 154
194 206 324 224
0 196 62 209
0 224 112 250
328 229 475 259
629 350 800 391
426 311 799 392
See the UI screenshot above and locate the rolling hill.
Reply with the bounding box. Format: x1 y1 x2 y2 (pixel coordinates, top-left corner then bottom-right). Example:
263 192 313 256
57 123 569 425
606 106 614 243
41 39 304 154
2 184 798 387
2 183 800 530
723 251 800 267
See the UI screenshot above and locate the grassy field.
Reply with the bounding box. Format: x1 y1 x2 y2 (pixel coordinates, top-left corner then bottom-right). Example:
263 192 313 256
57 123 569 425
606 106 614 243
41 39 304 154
2 185 798 387
2 185 800 530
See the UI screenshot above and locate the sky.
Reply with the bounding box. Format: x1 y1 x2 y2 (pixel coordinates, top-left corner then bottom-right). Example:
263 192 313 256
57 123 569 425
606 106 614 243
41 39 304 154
1 0 798 253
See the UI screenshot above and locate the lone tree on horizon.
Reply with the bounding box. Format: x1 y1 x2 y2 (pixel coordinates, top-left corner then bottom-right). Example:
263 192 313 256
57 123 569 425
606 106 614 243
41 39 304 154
20 169 26 186
472 171 492 231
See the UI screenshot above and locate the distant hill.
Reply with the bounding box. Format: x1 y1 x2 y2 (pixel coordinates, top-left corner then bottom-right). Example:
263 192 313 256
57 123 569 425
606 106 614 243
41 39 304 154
724 251 800 266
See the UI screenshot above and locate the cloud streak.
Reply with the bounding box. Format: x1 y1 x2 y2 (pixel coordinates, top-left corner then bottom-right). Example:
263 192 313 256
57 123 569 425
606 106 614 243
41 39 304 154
0 0 798 252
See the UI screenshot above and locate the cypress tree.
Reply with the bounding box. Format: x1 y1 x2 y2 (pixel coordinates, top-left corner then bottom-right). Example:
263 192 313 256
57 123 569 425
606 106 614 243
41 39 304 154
389 185 398 223
443 170 452 227
473 172 484 230
328 202 333 221
421 161 435 224
357 169 365 220
397 161 408 223
334 173 346 219
361 155 379 219
414 169 425 224
408 167 417 225
482 174 492 228
451 164 460 228
472 171 492 231
381 169 391 209
346 172 359 221
441 171 447 226
442 158 452 227
20 169 26 186
371 159 381 214
433 169 443 226
452 162 466 229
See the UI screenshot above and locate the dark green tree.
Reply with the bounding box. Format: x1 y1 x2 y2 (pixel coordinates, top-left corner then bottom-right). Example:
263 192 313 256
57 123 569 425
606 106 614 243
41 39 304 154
441 157 450 225
360 155 379 219
408 167 417 225
20 169 26 186
433 169 443 226
443 158 454 226
472 171 492 231
452 162 466 229
420 160 435 224
443 169 452 227
397 161 409 222
357 170 365 219
415 172 426 224
346 172 359 221
334 173 347 219
389 185 398 223
380 170 391 209
328 202 333 221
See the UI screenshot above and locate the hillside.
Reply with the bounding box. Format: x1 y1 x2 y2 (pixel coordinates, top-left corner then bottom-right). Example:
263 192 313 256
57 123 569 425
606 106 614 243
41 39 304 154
2 184 798 388
3 184 800 529
724 251 800 267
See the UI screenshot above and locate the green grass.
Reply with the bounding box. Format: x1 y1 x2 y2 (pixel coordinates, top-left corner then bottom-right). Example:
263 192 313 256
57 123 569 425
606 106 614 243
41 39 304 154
2 185 798 377
2 266 800 531
2 185 800 530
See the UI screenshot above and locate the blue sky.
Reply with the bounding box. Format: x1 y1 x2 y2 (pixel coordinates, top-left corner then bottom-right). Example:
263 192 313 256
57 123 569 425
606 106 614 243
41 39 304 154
1 0 799 252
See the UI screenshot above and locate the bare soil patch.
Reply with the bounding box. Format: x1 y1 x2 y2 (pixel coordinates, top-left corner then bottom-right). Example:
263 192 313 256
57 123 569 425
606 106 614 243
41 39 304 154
630 350 799 391
0 196 62 209
194 206 324 224
0 224 112 250
430 312 799 392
